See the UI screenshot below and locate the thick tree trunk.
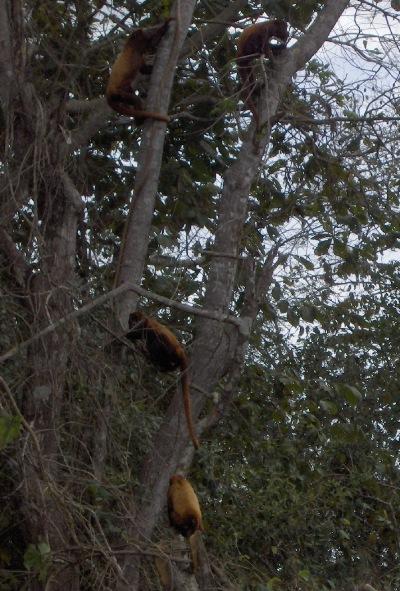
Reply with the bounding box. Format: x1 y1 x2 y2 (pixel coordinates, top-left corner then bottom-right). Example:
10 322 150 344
22 173 82 590
0 4 83 585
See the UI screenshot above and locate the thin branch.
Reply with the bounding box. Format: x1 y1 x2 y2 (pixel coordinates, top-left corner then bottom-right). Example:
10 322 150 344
0 283 130 364
0 282 244 364
130 283 244 328
280 115 400 125
68 100 112 150
290 0 351 70
180 0 253 60
65 98 104 114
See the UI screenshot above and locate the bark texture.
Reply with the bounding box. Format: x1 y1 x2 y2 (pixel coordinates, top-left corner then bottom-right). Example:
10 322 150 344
115 0 199 328
1 2 82 589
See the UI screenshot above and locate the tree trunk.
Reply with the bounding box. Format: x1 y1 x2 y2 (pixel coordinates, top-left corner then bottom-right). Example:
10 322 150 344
21 169 83 590
0 4 83 585
115 0 198 328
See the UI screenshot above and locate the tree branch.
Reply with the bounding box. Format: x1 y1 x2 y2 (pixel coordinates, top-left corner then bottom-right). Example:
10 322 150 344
180 0 250 60
0 281 244 364
280 114 400 125
68 99 112 150
290 0 350 70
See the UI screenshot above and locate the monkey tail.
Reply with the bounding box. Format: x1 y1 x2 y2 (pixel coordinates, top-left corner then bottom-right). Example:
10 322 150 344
180 359 200 449
189 530 207 574
238 68 259 127
107 95 170 123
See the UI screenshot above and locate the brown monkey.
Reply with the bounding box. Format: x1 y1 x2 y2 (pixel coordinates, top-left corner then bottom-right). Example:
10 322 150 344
237 19 288 121
127 312 200 449
106 20 172 124
168 475 203 537
168 475 204 572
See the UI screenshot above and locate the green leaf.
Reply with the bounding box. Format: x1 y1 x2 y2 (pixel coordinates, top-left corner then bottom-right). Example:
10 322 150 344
279 373 303 393
267 577 283 590
287 308 299 327
24 543 51 582
298 569 310 581
37 543 51 557
333 239 350 259
277 300 289 313
271 283 282 301
293 254 315 270
320 400 338 415
342 110 359 119
299 304 316 323
335 383 362 406
0 414 22 451
314 239 331 255
339 529 350 540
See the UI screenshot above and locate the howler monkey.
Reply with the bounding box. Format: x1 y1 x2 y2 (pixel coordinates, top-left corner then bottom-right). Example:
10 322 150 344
168 475 204 572
237 19 288 122
167 475 204 537
127 312 200 449
106 20 172 124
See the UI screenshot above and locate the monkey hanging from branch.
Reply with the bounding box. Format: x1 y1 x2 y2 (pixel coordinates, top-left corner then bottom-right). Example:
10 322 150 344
167 474 204 572
127 312 200 449
106 19 173 125
237 19 289 125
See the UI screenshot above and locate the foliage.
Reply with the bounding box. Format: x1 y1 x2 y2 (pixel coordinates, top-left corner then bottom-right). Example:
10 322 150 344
1 0 400 590
0 415 21 451
205 269 400 590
